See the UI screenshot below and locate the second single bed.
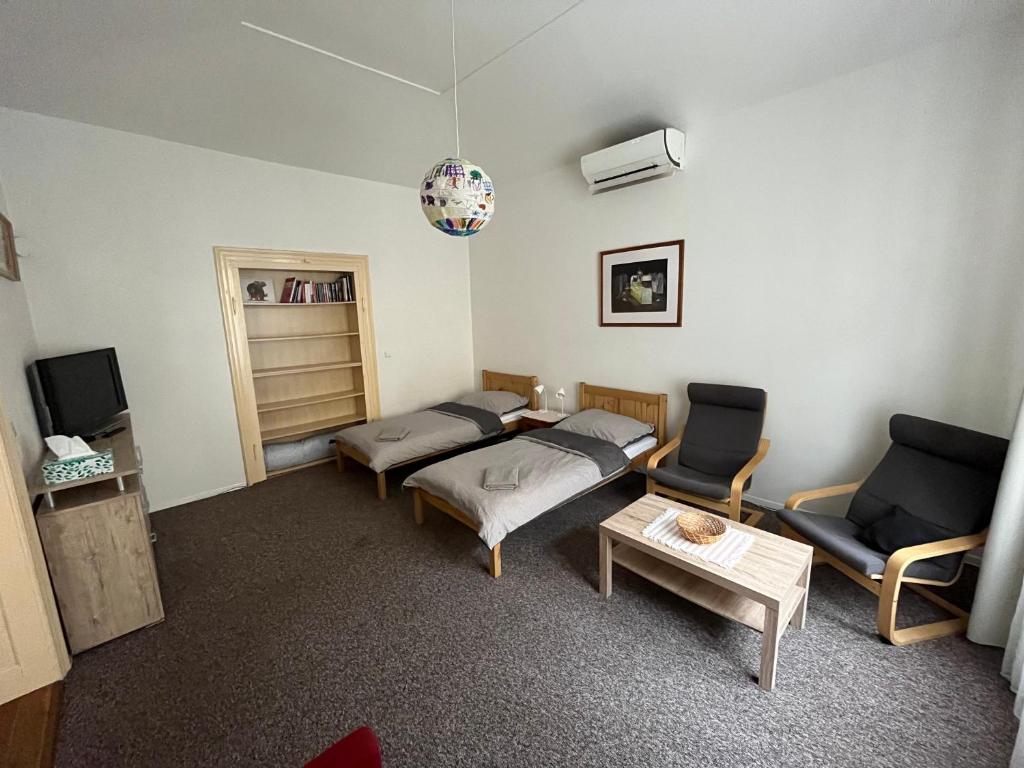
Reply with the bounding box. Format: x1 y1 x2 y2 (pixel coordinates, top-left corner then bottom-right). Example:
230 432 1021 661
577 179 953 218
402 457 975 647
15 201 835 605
404 383 668 577
334 369 538 499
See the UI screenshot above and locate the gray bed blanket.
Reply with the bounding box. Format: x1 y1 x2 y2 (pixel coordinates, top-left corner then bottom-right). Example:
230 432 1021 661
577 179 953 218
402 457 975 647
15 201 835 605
403 433 626 548
426 402 503 438
336 409 492 472
518 428 627 477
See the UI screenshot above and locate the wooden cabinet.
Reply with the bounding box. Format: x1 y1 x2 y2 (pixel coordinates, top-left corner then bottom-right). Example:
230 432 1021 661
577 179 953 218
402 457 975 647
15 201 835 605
214 248 381 484
30 415 163 654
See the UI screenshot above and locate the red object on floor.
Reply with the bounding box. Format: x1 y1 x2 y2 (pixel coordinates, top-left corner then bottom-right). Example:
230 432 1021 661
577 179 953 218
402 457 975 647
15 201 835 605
304 726 382 768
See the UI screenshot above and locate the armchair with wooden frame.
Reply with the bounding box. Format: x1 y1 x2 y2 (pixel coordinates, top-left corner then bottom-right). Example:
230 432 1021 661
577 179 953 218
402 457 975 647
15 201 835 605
646 383 770 528
778 414 1008 646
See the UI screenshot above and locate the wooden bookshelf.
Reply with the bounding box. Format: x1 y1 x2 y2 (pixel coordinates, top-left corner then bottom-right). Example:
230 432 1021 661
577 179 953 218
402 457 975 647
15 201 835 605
215 249 381 484
251 361 362 378
242 301 356 307
261 413 367 443
256 389 364 414
249 331 360 342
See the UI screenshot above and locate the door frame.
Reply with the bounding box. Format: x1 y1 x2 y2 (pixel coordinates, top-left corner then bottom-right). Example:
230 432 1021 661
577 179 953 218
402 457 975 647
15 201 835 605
213 246 381 485
0 393 70 704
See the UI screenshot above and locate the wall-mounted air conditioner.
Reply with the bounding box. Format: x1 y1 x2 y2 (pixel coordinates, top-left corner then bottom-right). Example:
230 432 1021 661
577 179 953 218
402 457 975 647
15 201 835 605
580 128 685 193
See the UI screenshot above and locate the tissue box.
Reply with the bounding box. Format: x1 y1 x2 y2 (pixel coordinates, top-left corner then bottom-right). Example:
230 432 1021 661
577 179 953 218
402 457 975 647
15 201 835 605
42 450 115 485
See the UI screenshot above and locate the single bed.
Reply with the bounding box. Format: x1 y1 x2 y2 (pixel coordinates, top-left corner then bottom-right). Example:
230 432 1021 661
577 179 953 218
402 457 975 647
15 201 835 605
404 383 668 577
334 370 539 499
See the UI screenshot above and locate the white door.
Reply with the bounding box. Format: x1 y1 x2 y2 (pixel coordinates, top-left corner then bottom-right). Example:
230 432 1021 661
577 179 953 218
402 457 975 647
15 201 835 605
0 394 69 704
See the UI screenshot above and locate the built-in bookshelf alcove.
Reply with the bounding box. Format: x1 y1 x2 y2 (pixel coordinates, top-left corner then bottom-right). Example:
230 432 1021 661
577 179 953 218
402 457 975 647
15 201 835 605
214 248 381 484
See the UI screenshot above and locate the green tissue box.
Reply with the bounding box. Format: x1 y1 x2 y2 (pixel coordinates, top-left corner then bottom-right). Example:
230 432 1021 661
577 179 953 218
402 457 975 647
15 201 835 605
41 450 115 485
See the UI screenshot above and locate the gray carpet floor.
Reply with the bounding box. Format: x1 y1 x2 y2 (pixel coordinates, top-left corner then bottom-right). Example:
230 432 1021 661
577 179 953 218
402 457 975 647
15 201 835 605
55 463 1017 767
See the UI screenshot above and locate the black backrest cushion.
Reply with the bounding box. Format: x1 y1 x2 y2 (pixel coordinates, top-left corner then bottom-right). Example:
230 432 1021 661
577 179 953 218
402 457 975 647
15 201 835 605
847 414 1008 536
678 384 766 477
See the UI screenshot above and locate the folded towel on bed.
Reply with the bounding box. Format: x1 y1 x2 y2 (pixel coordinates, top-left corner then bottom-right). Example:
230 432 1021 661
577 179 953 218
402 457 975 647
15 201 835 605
376 426 410 442
483 465 519 491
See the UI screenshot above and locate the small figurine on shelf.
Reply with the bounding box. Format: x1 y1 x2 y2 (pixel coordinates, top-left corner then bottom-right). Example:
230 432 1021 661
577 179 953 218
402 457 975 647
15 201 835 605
242 277 276 303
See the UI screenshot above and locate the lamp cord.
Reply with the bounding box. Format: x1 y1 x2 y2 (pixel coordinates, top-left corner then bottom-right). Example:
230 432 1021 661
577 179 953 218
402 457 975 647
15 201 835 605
451 0 460 158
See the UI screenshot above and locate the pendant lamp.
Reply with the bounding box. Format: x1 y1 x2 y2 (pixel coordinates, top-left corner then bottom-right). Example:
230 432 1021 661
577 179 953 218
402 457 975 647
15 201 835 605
420 0 494 237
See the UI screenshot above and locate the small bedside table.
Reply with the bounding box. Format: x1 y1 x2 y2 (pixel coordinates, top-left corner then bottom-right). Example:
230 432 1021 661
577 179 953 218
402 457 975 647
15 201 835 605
518 409 569 432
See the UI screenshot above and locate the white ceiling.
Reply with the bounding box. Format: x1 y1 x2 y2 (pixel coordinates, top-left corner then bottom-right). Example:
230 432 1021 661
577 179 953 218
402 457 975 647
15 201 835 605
1 0 1021 187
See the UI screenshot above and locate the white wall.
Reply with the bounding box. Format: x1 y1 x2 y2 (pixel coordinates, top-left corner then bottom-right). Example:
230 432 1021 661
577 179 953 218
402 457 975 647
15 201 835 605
0 108 475 510
469 30 1024 505
0 174 42 474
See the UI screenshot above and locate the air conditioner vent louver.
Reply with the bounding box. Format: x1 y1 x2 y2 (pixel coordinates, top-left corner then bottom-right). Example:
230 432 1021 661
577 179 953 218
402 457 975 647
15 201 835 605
593 164 659 185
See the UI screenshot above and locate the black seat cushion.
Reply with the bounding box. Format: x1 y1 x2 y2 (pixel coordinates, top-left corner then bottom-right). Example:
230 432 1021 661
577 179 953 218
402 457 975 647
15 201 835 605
778 507 962 582
677 383 766 481
648 464 735 500
858 505 953 554
847 414 1008 537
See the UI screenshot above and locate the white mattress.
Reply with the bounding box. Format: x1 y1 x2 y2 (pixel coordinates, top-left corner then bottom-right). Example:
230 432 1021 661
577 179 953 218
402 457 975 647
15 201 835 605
500 407 528 424
623 435 658 460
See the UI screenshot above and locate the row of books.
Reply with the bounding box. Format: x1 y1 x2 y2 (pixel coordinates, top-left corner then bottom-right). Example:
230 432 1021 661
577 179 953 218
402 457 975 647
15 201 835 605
280 275 354 304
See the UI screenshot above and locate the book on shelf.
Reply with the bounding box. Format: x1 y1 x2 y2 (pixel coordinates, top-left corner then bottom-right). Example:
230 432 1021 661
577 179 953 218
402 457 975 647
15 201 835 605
279 277 295 303
279 274 355 304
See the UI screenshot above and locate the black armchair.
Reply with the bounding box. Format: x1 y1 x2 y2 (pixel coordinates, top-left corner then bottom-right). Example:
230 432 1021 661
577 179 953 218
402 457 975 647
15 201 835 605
647 383 770 527
778 414 1008 645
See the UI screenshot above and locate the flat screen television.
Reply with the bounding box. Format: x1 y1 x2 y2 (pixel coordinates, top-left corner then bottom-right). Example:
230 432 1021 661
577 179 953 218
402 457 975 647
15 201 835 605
28 348 128 439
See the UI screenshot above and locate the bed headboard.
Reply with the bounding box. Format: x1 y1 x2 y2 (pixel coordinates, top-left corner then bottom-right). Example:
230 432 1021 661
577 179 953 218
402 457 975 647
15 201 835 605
578 383 669 445
482 370 541 410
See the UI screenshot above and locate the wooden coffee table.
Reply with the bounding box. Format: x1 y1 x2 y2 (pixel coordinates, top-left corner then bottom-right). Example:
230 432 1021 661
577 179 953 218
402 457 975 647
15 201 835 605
599 494 813 691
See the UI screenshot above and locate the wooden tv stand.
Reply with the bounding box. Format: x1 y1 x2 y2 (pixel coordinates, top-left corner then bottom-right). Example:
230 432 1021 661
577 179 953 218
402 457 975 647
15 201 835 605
29 413 164 654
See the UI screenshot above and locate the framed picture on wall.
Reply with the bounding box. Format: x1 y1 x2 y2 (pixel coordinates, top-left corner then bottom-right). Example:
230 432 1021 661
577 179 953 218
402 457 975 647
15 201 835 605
0 213 19 282
599 239 683 326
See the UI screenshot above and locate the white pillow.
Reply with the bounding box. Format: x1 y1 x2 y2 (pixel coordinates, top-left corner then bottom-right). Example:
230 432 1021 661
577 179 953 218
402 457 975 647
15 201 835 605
457 390 528 415
555 409 654 448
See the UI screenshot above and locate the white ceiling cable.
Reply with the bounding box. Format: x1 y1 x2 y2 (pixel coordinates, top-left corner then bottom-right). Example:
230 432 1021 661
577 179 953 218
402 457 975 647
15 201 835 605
441 0 585 92
240 21 442 95
241 0 586 101
450 0 460 156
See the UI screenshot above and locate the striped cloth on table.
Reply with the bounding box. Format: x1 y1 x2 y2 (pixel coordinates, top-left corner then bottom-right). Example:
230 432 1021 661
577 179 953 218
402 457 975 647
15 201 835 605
642 508 755 570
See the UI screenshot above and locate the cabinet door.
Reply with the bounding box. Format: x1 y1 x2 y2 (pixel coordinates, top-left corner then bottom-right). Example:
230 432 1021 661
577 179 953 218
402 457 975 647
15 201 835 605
37 492 163 654
0 400 69 704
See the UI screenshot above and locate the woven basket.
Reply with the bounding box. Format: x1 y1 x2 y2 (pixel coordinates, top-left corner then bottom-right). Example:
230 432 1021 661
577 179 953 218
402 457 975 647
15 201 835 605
675 510 727 545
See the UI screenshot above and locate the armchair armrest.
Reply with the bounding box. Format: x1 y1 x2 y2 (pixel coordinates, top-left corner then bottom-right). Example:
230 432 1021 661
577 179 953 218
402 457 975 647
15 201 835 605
729 438 770 500
876 528 987 644
784 481 864 510
882 530 988 582
646 430 682 473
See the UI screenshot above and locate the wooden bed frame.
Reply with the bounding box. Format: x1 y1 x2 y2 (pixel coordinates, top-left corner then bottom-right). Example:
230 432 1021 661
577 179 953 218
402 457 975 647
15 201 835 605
413 382 669 578
335 370 539 500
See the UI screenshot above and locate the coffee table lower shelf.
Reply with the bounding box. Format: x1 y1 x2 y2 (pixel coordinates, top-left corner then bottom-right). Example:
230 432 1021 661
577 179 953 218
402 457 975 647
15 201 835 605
612 545 806 634
598 495 814 693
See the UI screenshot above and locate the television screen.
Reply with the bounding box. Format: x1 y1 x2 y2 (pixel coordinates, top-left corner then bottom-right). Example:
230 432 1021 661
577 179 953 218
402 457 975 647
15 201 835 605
31 348 128 437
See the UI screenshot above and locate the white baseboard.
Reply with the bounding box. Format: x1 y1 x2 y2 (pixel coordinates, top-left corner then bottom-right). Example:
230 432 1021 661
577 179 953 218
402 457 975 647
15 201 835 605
151 482 246 513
